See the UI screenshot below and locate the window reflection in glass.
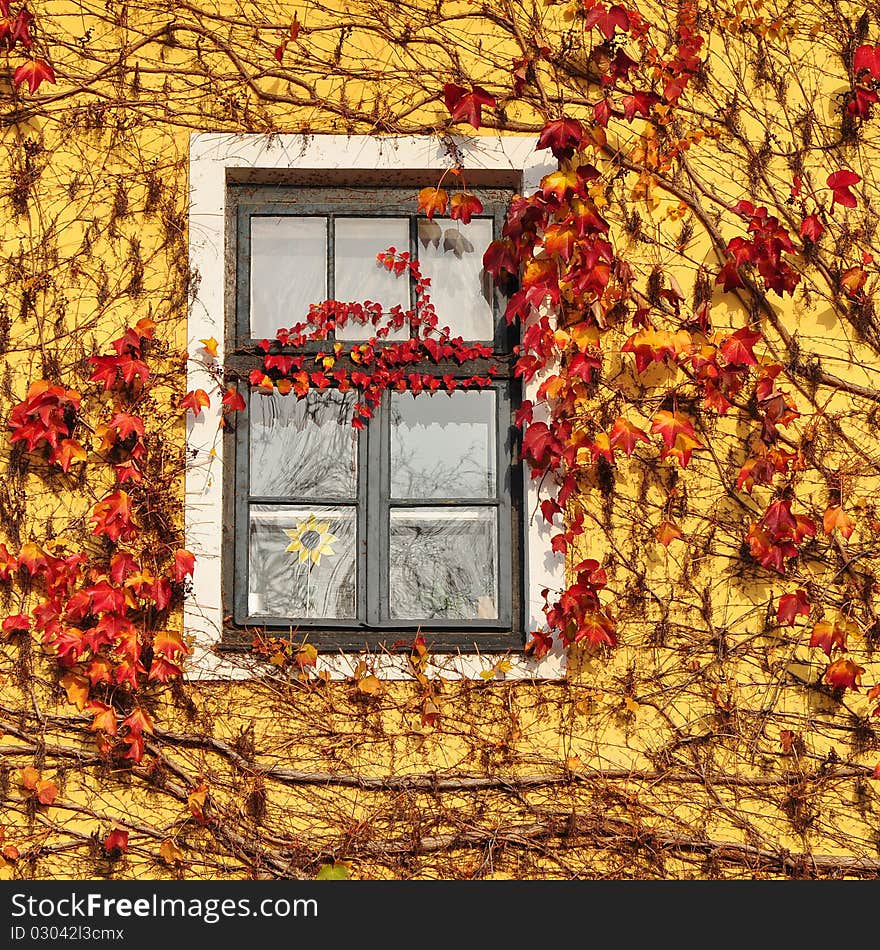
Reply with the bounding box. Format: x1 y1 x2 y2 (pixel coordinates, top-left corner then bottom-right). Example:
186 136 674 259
390 390 496 498
249 390 357 498
418 217 493 340
335 217 410 341
248 505 356 618
389 507 497 620
250 216 326 339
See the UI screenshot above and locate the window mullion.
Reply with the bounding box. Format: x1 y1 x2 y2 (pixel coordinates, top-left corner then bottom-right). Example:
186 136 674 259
365 393 386 625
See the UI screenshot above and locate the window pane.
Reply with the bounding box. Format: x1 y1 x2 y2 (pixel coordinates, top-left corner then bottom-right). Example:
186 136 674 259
389 507 497 620
390 390 496 498
335 217 410 341
248 505 356 619
250 216 327 339
417 218 494 340
249 390 357 498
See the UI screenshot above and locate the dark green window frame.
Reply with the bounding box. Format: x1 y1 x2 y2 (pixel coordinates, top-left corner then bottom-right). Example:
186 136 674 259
222 185 523 652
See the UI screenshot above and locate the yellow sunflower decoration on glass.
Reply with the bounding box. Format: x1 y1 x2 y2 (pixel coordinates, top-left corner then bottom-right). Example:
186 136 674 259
285 515 338 566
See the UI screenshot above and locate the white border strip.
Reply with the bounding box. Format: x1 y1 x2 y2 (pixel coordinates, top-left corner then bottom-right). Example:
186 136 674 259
185 133 565 680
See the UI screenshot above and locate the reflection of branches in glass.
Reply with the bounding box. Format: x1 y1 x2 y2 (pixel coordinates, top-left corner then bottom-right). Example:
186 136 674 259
391 392 495 499
248 506 356 619
250 391 357 498
389 511 497 620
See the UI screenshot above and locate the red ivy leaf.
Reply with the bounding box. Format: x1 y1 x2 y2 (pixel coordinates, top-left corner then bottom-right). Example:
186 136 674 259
583 3 630 39
181 389 210 416
104 828 129 855
854 44 880 80
799 214 825 242
442 83 497 130
172 549 196 582
536 117 584 161
13 59 55 95
777 589 810 626
449 192 483 224
827 170 861 208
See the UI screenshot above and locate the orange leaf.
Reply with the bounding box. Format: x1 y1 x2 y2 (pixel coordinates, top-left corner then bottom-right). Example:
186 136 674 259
35 780 58 806
59 672 90 710
18 766 40 790
356 673 383 695
188 784 209 822
181 389 211 416
656 520 683 547
609 417 650 456
823 505 854 540
823 657 865 691
809 620 847 657
650 410 697 449
417 187 448 220
159 838 184 864
87 701 118 736
199 337 219 357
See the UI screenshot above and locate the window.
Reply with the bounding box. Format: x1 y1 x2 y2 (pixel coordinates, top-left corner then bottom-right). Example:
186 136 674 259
222 185 523 651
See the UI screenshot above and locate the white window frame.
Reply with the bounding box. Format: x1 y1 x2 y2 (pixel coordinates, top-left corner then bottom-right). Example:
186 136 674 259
185 132 565 680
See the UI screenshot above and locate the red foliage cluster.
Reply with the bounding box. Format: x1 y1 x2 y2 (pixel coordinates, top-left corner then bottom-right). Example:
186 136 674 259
8 380 82 471
2 316 195 763
246 253 497 430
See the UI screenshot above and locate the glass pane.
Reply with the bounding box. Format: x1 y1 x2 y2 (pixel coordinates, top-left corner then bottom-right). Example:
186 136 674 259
389 507 497 620
250 216 327 339
250 390 357 498
248 505 356 619
417 217 494 340
335 217 410 341
391 390 496 498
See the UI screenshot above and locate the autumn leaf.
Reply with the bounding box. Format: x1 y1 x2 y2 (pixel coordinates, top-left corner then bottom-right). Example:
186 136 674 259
172 549 196 582
810 620 847 657
122 707 154 737
609 417 650 456
188 784 209 823
823 505 854 540
199 336 219 357
776 589 810 626
823 657 864 691
18 766 40 790
13 59 55 95
181 389 211 416
87 701 118 735
89 490 136 542
59 672 90 710
104 828 129 855
35 780 58 806
442 83 496 129
827 170 861 208
583 3 630 39
720 326 761 366
221 386 246 412
417 187 448 220
356 673 382 695
536 117 584 160
656 521 683 547
159 838 184 864
650 410 697 449
449 192 483 224
316 861 350 880
854 44 880 79
1 614 30 635
799 214 825 242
